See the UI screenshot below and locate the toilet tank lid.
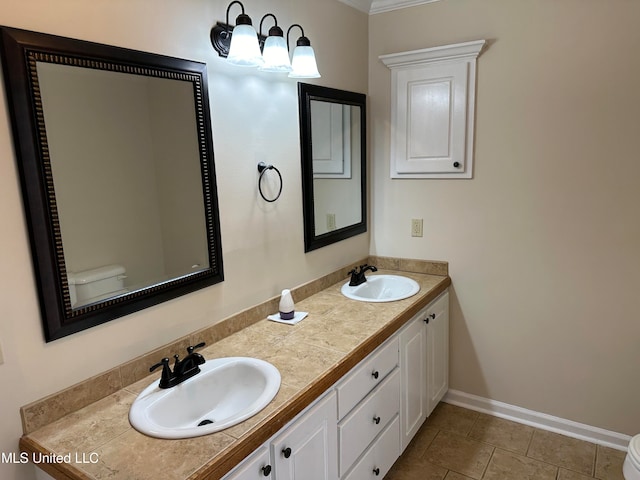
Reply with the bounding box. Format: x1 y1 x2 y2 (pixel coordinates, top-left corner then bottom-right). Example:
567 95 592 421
67 265 126 285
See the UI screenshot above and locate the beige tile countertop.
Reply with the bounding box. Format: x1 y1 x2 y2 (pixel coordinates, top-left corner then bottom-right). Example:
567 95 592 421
19 257 450 480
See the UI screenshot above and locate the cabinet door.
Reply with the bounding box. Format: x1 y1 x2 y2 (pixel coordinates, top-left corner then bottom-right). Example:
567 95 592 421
399 315 427 452
427 291 449 416
271 391 338 480
223 446 272 480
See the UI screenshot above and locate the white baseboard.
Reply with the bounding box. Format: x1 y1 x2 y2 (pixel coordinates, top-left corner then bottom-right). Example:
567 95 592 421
443 389 632 452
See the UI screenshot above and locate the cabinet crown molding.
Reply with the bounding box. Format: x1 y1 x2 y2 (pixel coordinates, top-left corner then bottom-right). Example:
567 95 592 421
379 40 486 68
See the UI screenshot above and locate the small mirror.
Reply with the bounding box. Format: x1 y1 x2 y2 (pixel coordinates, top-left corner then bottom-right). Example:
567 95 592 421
0 26 224 341
298 83 366 252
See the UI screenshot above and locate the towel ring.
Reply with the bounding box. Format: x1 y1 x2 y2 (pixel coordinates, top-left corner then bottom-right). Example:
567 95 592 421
257 162 283 203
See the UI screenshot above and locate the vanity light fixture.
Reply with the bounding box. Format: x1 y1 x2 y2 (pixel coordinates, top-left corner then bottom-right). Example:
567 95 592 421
259 14 291 72
211 3 321 78
287 24 321 79
211 1 263 67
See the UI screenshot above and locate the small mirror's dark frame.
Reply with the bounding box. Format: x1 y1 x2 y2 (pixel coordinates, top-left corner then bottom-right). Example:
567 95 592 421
298 83 367 252
0 26 224 341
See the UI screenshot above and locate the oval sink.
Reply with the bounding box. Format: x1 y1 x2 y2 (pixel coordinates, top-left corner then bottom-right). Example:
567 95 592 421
129 357 281 439
341 274 420 302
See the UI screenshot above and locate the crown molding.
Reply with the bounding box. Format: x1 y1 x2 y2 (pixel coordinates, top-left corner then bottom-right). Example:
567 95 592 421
336 0 442 15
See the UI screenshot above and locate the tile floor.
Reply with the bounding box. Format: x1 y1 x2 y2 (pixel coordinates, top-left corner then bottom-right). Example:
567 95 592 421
385 403 627 480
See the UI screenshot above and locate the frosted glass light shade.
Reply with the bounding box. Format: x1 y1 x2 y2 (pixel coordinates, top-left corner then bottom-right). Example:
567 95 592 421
260 36 292 72
227 24 263 67
288 45 321 78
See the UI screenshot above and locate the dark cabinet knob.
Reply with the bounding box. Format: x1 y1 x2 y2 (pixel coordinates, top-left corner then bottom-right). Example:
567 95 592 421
373 467 380 476
261 465 271 476
282 447 292 458
372 370 379 379
453 161 461 168
373 416 381 425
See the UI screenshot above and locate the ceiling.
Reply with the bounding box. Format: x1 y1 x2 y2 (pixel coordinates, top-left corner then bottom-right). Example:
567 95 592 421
338 0 441 15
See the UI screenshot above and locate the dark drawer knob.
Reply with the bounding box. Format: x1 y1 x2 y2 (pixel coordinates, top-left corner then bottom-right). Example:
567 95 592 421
282 447 292 458
262 465 272 476
373 416 381 425
453 161 461 168
373 467 380 476
372 370 379 379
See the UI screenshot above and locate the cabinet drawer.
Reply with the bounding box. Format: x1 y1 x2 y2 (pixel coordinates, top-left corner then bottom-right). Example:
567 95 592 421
338 368 400 475
336 336 399 420
342 415 400 480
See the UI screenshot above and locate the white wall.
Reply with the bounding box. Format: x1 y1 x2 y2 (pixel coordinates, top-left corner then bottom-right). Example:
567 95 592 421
369 0 640 435
0 1 368 479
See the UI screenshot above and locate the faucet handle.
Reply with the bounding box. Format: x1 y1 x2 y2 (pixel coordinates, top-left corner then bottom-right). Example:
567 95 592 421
150 357 170 373
187 342 206 355
150 357 176 388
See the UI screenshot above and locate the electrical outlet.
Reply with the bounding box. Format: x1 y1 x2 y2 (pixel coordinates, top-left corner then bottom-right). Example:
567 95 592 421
411 218 423 237
327 213 336 231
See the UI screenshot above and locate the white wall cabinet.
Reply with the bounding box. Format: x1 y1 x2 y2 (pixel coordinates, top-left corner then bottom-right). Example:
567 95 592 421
399 290 449 452
224 290 449 480
380 41 485 179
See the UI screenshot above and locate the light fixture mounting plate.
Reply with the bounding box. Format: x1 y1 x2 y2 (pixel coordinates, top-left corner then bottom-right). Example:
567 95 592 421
210 22 266 58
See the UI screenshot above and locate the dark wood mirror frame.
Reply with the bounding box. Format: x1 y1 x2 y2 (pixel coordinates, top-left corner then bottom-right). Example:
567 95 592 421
0 26 224 341
298 83 367 252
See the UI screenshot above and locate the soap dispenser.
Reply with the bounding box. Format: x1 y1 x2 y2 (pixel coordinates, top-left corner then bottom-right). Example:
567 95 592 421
279 289 295 320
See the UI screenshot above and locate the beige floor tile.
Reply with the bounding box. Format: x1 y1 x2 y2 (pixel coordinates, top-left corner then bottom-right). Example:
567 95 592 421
422 430 494 480
384 457 448 480
468 414 534 455
402 424 439 459
595 445 626 480
559 468 596 480
444 472 475 479
528 430 596 476
483 448 557 480
425 403 480 436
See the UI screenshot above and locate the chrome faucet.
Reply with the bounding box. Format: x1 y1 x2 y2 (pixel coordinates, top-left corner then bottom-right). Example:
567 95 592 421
348 264 378 286
150 342 206 389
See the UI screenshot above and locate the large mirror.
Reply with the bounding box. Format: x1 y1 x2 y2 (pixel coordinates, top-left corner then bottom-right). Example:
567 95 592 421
298 83 366 252
0 26 224 341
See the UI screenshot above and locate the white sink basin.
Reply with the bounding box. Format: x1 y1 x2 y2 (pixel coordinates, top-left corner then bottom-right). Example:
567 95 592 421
341 274 420 302
129 357 281 439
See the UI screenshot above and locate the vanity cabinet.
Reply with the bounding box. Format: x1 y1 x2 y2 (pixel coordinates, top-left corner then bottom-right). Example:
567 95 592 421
223 391 337 480
399 290 449 452
223 289 449 480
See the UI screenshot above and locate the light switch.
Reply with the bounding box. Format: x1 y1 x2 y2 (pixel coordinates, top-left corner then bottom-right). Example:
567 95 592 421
327 213 336 231
411 218 423 237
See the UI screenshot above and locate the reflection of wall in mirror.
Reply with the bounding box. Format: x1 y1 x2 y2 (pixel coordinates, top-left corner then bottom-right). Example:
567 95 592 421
37 63 208 290
313 105 362 236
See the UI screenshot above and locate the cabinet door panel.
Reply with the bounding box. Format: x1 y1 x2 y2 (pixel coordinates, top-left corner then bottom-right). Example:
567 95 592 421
399 314 427 452
272 391 337 480
427 291 449 416
223 446 271 480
